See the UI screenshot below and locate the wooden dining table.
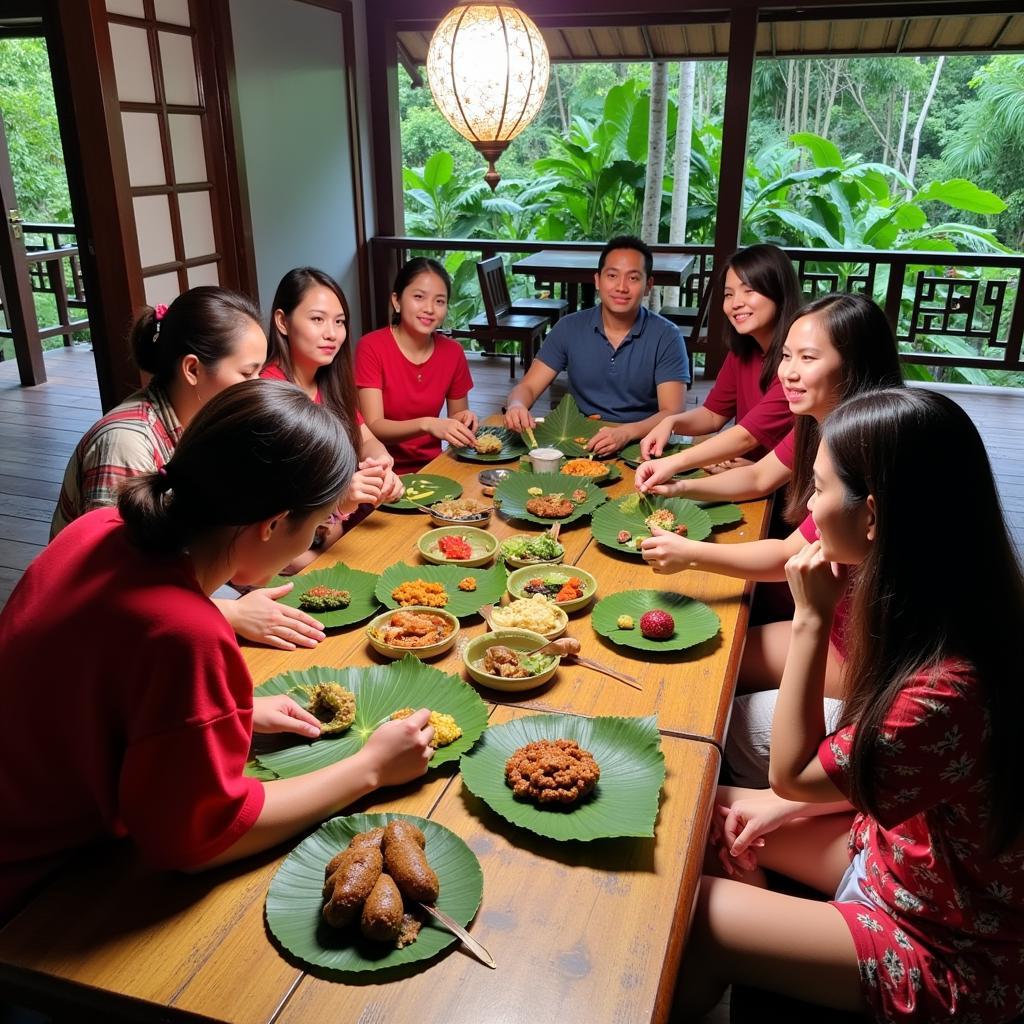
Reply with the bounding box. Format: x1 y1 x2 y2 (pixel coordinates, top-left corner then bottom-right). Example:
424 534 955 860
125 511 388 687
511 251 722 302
0 423 770 1024
512 250 695 312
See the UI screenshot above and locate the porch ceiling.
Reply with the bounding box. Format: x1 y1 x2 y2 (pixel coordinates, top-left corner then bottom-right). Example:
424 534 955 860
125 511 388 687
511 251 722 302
397 11 1024 63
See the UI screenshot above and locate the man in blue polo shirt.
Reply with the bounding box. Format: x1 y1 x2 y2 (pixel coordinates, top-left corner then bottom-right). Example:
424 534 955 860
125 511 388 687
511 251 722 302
504 235 689 456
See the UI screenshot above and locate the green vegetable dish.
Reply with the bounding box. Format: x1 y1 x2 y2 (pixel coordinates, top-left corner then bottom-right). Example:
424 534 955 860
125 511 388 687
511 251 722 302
499 534 564 562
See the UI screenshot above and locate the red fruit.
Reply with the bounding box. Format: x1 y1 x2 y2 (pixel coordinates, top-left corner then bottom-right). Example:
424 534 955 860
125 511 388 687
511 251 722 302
639 609 675 640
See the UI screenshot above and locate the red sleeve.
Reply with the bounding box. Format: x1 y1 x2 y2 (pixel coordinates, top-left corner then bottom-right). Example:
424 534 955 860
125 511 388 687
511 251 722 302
259 364 289 383
354 331 385 390
798 513 818 543
702 352 738 419
356 409 365 425
117 628 264 869
773 428 797 470
737 377 794 451
447 343 473 400
819 663 983 828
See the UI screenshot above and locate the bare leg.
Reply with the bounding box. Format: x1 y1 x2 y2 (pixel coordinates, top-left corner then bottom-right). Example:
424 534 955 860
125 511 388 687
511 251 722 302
679 807 861 1018
739 620 845 698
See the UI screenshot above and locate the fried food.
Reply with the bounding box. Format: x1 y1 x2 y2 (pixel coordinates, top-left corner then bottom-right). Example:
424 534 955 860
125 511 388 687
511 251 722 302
645 508 676 532
570 489 588 503
323 846 383 927
360 872 404 942
391 580 449 608
490 593 565 633
560 458 608 479
383 819 427 849
526 495 574 518
389 707 463 748
431 498 491 520
396 913 422 948
572 436 589 445
383 823 439 903
370 610 454 648
474 432 503 454
617 529 632 544
479 645 556 679
458 576 477 591
505 739 600 806
302 682 356 735
617 614 635 629
298 584 351 612
347 827 385 852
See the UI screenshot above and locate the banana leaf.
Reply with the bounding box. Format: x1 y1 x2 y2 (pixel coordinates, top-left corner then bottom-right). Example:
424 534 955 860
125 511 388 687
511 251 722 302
531 395 601 458
493 471 606 526
591 590 721 653
375 561 507 618
449 427 527 462
591 495 714 553
268 564 380 629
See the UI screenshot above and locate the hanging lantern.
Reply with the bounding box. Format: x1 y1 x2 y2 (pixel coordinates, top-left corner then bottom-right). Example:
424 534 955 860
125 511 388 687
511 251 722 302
426 2 550 190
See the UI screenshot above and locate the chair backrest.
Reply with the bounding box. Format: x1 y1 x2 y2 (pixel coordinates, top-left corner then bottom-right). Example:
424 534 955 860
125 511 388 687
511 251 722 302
477 256 512 326
687 269 717 349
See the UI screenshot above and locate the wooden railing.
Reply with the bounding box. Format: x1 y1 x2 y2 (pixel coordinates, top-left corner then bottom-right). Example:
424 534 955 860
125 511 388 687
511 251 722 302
0 222 90 360
370 237 1024 377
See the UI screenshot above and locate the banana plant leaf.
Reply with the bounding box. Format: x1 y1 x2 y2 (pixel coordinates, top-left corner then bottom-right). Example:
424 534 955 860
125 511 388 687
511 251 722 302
383 475 462 511
591 590 721 653
449 427 527 463
265 812 483 975
248 657 488 778
493 471 606 526
375 561 507 617
701 503 744 528
591 495 714 553
267 564 381 629
619 440 692 467
459 713 665 841
516 456 622 485
531 395 601 458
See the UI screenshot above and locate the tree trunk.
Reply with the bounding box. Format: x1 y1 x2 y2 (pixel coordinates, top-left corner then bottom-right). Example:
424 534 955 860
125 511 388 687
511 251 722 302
800 59 812 135
820 62 840 141
906 56 944 196
664 61 695 307
783 60 795 137
895 83 912 174
641 61 669 311
554 67 568 135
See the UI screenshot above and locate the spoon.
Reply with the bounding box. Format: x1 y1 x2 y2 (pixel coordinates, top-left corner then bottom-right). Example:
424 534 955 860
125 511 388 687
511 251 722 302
527 636 643 691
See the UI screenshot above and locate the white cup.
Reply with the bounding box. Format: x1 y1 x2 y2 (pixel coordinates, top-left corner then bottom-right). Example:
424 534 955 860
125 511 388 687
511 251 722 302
529 447 563 473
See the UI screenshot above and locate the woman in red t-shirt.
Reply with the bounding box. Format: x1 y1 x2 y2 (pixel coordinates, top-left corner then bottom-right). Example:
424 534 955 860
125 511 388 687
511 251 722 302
0 380 435 920
640 294 903 698
355 258 477 474
637 244 800 473
262 268 404 567
677 389 1024 1024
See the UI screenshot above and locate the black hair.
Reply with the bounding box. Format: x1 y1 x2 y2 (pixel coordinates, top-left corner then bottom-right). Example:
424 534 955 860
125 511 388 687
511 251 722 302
598 235 654 279
390 258 451 326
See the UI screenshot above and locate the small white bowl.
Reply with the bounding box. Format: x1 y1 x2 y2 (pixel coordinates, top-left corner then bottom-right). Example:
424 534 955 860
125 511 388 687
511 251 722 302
528 447 564 473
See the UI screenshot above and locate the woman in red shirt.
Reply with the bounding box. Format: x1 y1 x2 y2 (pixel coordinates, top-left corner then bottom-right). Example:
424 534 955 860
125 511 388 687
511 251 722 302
355 258 477 474
638 244 800 470
677 389 1024 1024
0 380 435 920
262 268 404 564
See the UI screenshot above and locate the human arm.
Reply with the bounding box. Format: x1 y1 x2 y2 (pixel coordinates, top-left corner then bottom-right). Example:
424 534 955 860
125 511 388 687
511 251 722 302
199 710 436 868
213 584 326 650
357 424 403 503
447 395 479 433
640 406 729 459
637 449 791 502
641 524 807 581
768 541 849 802
503 359 559 432
633 425 770 492
358 386 478 449
586 380 688 457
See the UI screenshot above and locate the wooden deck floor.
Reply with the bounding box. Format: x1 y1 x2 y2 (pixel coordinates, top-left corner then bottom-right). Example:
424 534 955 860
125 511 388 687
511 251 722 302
0 345 1021 608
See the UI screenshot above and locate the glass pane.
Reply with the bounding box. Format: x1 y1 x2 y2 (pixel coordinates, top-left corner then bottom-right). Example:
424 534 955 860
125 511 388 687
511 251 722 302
109 23 155 103
144 271 181 307
154 0 190 26
178 190 216 258
106 0 145 16
159 31 199 106
187 262 220 288
121 112 166 187
133 194 177 268
168 114 208 184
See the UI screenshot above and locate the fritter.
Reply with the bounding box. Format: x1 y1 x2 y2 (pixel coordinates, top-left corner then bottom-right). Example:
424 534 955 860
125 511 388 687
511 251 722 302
525 495 574 518
505 739 600 806
302 682 356 735
298 584 351 612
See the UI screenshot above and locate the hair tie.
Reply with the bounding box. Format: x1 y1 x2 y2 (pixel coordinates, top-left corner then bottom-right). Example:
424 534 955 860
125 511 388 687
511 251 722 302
153 303 168 338
158 466 168 477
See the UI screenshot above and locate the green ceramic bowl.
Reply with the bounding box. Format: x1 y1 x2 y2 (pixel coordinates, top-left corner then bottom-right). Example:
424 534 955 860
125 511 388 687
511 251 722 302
417 526 498 568
365 606 460 660
505 564 597 614
462 629 559 692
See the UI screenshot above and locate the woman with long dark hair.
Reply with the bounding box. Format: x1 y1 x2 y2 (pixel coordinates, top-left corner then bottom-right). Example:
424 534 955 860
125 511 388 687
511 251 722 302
677 389 1024 1023
638 244 800 472
0 380 435 919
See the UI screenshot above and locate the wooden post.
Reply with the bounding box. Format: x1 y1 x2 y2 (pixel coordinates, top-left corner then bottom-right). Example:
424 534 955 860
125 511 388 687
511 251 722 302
705 7 759 378
0 112 46 386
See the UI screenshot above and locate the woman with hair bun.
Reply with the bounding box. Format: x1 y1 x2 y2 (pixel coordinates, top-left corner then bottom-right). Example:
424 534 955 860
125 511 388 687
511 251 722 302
0 380 436 920
51 286 326 651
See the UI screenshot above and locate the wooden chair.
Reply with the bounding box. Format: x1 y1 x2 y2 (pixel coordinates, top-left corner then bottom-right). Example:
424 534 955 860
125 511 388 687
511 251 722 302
660 275 715 381
477 255 568 325
467 258 550 379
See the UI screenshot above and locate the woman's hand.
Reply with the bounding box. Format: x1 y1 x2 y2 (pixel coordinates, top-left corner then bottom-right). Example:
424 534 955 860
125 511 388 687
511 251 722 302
358 709 435 788
252 694 322 739
504 401 535 432
452 407 479 434
342 464 386 510
640 417 676 460
706 457 754 474
634 459 689 497
640 526 698 574
785 539 847 622
220 584 326 649
587 424 632 457
712 790 802 875
423 416 479 449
